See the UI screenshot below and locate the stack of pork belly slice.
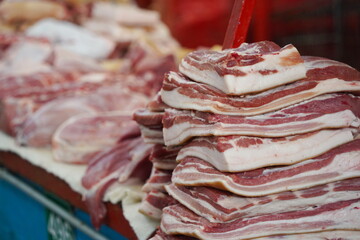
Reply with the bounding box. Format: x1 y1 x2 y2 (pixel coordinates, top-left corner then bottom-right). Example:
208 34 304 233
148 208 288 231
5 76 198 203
149 41 360 239
133 95 180 220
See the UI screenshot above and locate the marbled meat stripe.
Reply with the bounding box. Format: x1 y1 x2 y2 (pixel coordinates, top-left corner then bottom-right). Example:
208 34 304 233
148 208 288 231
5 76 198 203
166 177 360 223
172 140 360 196
161 56 360 115
163 93 360 146
139 190 177 220
142 167 173 193
177 128 357 172
150 144 180 170
161 200 360 240
179 41 306 95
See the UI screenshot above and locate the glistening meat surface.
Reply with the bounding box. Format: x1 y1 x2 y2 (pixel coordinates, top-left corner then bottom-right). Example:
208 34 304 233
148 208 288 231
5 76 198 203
161 56 360 115
172 140 360 196
163 93 360 146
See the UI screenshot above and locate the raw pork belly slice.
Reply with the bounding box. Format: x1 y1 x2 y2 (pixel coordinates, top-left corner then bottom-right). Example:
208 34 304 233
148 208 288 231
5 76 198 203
166 177 360 223
142 168 172 193
177 128 358 172
0 77 111 135
150 144 180 170
133 109 164 127
82 137 153 190
16 84 148 147
172 140 360 196
255 231 360 240
163 93 360 146
161 56 360 115
139 190 177 220
52 112 139 164
160 200 360 240
82 136 153 228
133 108 164 144
179 41 306 95
150 229 197 240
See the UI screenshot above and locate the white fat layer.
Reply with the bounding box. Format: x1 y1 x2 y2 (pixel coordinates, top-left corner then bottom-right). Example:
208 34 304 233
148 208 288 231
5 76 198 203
139 200 163 220
255 230 360 240
167 181 360 223
180 47 306 95
52 112 131 163
177 128 356 172
162 201 360 240
304 57 351 70
139 125 164 144
161 75 360 115
163 109 359 146
173 150 360 196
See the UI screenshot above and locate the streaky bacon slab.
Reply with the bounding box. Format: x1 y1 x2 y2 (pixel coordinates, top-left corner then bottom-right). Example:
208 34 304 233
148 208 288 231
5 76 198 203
1 75 117 135
176 128 358 172
150 144 180 170
133 108 164 144
166 177 360 223
52 112 139 164
150 229 197 240
172 140 360 196
161 200 360 240
151 226 360 240
161 56 360 115
16 83 149 147
142 167 172 193
82 137 152 190
179 41 306 95
139 190 177 220
82 136 153 228
255 230 360 240
163 93 360 146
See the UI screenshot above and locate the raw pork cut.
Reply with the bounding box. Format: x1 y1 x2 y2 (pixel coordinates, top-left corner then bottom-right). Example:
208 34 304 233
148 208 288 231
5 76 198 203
150 229 196 240
25 18 115 59
149 144 180 170
16 83 148 147
82 135 153 228
139 190 177 220
52 112 139 164
142 168 172 193
166 177 360 223
172 140 360 196
160 200 360 240
163 93 360 146
0 75 112 135
151 229 360 240
176 128 358 172
133 109 164 144
161 57 360 115
179 41 306 95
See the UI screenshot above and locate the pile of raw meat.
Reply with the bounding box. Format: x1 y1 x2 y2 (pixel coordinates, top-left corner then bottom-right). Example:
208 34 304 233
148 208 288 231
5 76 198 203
0 0 179 229
134 41 360 239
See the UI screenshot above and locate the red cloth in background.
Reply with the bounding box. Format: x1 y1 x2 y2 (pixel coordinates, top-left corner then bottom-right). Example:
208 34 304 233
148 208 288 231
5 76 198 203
154 0 234 48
